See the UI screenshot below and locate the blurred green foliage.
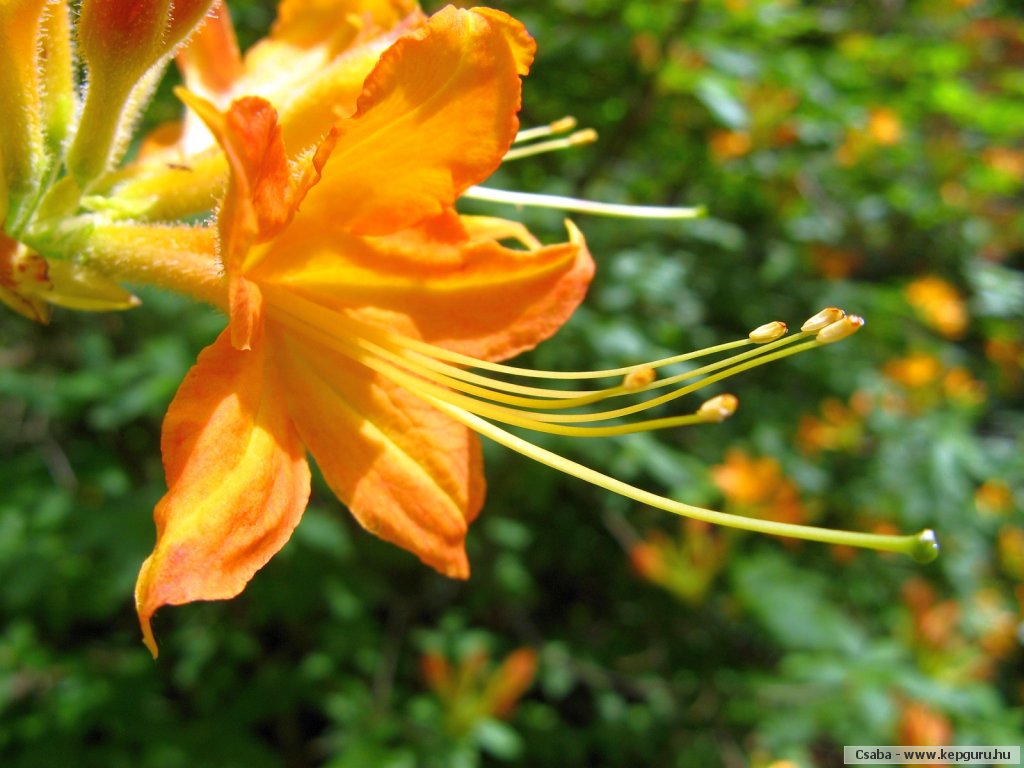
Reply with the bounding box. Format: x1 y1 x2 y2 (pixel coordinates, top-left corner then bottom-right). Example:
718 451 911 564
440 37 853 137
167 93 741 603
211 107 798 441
1 0 1022 765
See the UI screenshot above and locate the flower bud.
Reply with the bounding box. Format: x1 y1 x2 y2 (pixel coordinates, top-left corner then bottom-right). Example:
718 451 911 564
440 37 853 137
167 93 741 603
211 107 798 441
69 0 216 183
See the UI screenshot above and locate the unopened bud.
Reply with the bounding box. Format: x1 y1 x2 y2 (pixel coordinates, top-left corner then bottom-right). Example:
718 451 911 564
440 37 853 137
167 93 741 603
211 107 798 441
816 315 865 344
749 320 787 343
801 307 846 332
698 393 738 422
622 366 656 390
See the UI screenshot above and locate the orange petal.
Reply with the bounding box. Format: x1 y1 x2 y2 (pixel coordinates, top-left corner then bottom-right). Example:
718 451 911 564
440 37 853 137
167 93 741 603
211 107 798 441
273 324 484 578
174 2 244 156
180 92 309 348
300 6 534 235
251 211 595 362
238 1 423 154
176 2 243 100
135 329 310 657
469 7 536 75
272 0 418 50
0 233 50 323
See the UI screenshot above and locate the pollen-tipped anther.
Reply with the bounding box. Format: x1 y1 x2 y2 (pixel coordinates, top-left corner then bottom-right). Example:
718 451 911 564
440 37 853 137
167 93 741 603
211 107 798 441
801 307 846 332
622 366 656 390
549 116 578 133
816 314 865 344
697 393 738 422
514 116 578 144
569 128 598 147
749 321 788 343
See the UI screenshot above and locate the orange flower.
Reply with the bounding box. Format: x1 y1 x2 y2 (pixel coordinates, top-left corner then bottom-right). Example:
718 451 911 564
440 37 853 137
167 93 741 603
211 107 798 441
902 577 960 654
710 129 752 161
977 480 1014 517
485 648 539 718
905 275 968 340
421 646 538 732
808 244 862 280
898 701 953 752
998 526 1024 581
712 449 783 506
131 7 593 656
629 520 730 605
867 106 902 146
711 449 809 545
797 395 866 454
884 353 943 389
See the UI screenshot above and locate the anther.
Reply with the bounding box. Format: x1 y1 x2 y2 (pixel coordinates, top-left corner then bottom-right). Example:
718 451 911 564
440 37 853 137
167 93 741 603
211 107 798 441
568 128 598 147
622 366 656 390
549 116 578 134
514 116 578 143
697 393 738 422
816 314 865 344
801 307 846 332
748 321 788 343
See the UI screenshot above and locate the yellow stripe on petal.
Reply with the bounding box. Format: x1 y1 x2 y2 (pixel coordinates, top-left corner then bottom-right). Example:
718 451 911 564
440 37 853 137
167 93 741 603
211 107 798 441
276 327 483 579
135 330 310 658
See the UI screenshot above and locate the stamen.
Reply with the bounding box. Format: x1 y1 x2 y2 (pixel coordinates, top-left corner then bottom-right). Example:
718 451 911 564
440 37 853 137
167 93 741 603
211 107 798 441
426 397 939 562
502 129 599 161
324 303 757 381
514 116 578 144
267 289 817 422
266 292 938 561
463 186 706 220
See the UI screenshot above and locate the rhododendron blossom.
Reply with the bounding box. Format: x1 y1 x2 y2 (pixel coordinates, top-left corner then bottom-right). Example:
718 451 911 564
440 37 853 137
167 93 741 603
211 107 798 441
0 0 938 657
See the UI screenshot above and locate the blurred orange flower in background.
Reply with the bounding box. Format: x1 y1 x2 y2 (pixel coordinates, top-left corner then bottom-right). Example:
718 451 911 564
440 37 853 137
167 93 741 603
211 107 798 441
629 519 730 605
867 107 903 146
898 701 953 762
797 393 869 455
905 275 968 340
421 646 538 734
711 449 808 534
